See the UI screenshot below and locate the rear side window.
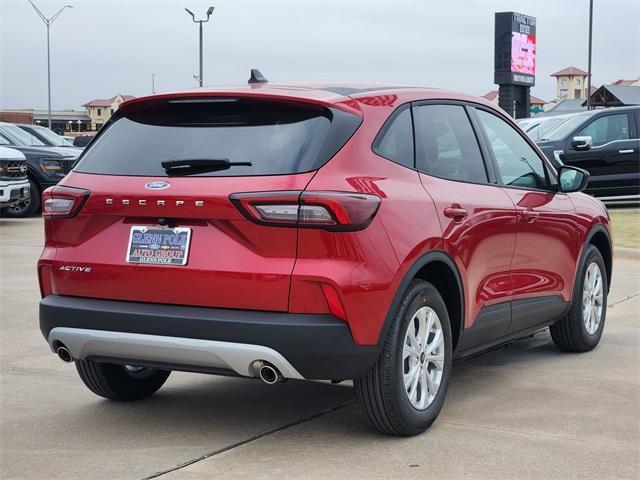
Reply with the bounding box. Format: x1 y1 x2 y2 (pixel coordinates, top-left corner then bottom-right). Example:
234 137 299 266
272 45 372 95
74 98 360 177
372 107 414 168
414 104 488 183
577 114 630 146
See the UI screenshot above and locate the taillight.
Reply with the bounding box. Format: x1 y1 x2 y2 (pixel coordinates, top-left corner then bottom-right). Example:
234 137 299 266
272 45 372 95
38 264 54 298
42 186 90 219
230 191 381 231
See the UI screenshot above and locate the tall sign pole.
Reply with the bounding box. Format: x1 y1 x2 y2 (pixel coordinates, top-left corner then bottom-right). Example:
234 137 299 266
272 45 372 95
587 0 594 109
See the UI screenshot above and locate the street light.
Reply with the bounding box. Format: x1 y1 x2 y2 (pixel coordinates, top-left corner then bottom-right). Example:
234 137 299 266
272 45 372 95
184 6 214 87
27 1 73 129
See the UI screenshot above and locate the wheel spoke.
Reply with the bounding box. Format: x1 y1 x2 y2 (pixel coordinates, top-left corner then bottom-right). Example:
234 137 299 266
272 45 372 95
426 330 443 354
426 369 439 397
403 343 419 359
426 353 445 369
404 363 419 389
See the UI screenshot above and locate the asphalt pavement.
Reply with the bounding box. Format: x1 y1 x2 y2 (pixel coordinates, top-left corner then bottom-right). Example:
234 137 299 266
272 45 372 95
1 217 638 480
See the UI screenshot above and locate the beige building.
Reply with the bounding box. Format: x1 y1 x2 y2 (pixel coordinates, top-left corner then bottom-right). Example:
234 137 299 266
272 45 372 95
551 67 590 100
83 94 135 130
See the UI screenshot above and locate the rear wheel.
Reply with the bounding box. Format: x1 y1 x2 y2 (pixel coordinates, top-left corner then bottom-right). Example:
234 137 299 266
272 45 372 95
550 245 607 352
3 179 40 218
75 359 171 400
354 280 452 436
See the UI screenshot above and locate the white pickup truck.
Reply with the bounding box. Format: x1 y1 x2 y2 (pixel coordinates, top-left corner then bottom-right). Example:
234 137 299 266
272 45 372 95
0 146 30 211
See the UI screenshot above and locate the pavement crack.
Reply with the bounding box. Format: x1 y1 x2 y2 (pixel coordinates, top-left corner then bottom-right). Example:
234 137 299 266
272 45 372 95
608 292 640 307
140 399 356 479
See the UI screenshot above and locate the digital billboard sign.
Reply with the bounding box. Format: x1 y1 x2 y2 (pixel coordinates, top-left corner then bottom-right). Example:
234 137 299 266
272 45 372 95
495 12 536 86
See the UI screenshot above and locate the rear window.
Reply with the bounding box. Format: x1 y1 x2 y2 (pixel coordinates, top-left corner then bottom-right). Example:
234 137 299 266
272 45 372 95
74 98 360 177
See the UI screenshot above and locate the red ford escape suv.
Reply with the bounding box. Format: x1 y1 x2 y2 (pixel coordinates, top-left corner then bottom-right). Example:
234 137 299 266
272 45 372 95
38 76 612 436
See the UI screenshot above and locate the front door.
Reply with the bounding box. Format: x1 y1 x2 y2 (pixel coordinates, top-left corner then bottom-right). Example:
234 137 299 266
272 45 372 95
473 106 581 334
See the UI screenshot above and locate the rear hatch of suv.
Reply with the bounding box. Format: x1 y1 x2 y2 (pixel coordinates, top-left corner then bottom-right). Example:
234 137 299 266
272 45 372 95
43 93 361 312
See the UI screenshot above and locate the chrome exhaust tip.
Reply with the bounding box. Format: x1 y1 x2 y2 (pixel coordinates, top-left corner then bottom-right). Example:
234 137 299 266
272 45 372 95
259 364 282 384
56 345 74 363
251 360 284 384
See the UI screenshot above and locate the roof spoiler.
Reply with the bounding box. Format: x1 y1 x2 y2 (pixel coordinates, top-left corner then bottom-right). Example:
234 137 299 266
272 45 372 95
248 69 268 84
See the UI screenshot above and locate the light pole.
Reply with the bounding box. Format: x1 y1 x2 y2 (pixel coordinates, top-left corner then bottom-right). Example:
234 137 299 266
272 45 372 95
184 6 214 87
151 73 156 94
27 1 73 129
586 0 594 110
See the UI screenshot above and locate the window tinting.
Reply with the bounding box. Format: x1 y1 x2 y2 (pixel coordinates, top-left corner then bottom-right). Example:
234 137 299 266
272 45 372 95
373 107 414 168
476 109 550 190
414 104 487 183
74 98 359 177
577 114 630 146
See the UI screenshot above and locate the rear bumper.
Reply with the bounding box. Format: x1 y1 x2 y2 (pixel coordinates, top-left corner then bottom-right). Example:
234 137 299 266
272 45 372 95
40 295 381 380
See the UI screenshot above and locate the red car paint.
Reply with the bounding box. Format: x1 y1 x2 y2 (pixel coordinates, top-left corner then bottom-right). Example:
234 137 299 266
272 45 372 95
37 83 611 348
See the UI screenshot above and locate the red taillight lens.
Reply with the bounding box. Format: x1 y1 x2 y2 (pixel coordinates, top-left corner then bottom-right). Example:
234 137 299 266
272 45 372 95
230 191 381 231
38 264 54 298
42 186 90 219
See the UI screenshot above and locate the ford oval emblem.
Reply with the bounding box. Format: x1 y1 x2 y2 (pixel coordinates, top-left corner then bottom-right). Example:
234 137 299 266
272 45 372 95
145 181 171 190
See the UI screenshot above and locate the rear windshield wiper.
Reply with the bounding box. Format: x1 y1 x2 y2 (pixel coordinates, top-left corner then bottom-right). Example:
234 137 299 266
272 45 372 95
161 158 252 175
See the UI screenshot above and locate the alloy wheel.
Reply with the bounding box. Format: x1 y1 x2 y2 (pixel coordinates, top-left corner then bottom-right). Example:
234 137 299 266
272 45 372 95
582 262 604 335
402 306 445 410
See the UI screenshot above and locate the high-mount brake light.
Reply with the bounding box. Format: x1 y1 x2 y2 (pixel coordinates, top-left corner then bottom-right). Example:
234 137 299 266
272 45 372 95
41 186 90 219
230 191 381 231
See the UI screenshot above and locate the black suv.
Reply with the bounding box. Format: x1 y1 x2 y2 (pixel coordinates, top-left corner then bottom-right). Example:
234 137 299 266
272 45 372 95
536 106 639 201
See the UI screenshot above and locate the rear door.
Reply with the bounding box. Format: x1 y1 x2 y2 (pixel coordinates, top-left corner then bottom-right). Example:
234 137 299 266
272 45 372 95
562 111 639 197
50 96 360 312
413 102 517 337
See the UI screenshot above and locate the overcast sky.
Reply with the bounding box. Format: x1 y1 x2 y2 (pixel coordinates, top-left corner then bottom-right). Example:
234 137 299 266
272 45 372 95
1 0 638 110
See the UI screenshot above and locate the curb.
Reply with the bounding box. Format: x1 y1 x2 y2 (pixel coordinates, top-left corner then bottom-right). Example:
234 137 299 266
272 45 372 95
614 247 640 261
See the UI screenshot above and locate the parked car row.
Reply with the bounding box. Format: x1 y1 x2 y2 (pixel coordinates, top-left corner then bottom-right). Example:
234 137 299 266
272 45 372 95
518 106 640 202
0 122 83 217
0 146 30 211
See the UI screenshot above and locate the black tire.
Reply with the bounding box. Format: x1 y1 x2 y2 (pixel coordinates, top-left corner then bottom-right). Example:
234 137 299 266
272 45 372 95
75 359 171 401
354 280 453 436
550 245 607 352
3 179 40 218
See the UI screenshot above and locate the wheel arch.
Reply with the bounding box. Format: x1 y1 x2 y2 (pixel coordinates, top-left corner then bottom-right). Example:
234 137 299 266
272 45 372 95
379 250 464 351
584 224 612 292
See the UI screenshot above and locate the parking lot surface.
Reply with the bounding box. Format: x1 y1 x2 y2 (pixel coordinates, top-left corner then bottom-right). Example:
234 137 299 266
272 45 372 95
1 217 639 480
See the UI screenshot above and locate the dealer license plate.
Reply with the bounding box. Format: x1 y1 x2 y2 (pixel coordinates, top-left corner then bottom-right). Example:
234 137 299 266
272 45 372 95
126 226 192 266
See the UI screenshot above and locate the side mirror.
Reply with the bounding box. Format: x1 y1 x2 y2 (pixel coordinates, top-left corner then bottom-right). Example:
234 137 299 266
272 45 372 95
571 135 592 150
558 165 590 193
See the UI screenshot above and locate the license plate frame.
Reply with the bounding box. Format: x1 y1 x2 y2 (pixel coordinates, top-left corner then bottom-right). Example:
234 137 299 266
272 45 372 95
125 225 192 266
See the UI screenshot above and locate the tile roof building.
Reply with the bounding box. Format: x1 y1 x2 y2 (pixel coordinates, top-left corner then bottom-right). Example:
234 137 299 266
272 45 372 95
82 94 135 130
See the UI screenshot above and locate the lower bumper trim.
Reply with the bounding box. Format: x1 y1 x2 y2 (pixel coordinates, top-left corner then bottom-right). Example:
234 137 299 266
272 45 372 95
48 327 304 379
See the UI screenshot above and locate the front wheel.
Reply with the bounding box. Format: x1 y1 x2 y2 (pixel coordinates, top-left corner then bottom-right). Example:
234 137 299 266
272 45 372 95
76 360 171 401
550 245 607 352
3 179 40 218
354 280 453 436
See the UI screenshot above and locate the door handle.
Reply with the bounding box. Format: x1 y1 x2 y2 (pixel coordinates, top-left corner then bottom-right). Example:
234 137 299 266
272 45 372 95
444 207 468 221
520 211 539 223
618 149 634 154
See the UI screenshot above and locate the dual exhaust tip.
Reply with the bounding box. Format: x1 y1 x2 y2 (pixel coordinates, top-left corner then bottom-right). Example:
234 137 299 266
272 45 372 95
55 345 285 385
